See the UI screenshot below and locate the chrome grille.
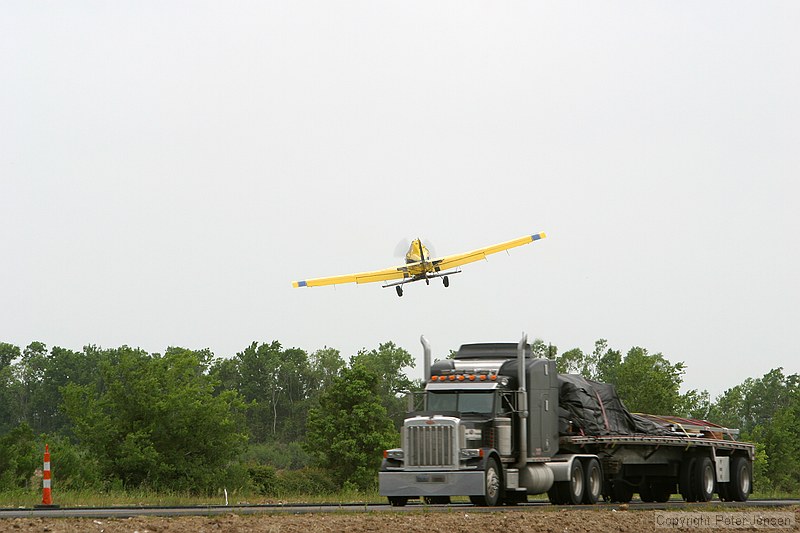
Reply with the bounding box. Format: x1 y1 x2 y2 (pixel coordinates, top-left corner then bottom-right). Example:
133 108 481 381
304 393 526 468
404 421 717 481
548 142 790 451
406 423 456 467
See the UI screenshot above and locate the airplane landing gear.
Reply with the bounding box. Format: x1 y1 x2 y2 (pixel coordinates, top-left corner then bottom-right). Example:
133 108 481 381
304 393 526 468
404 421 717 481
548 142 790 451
443 276 450 288
396 286 403 297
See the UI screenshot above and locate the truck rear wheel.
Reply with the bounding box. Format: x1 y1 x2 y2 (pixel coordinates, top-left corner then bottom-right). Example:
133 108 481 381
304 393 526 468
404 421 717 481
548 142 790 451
547 481 568 505
562 459 585 505
582 459 602 504
388 496 408 507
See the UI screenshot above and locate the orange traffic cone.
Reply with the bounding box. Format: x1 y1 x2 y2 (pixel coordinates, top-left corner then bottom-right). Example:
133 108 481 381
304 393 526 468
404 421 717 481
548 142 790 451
35 444 59 508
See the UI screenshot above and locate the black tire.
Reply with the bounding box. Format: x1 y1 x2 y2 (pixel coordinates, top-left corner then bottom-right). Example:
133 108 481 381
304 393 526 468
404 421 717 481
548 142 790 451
443 276 449 288
728 456 752 502
718 481 732 502
565 459 585 505
548 481 569 505
693 456 715 502
639 482 655 503
396 286 403 297
471 457 503 506
611 481 634 503
652 482 673 503
582 459 602 504
505 490 527 505
679 457 697 502
388 496 408 507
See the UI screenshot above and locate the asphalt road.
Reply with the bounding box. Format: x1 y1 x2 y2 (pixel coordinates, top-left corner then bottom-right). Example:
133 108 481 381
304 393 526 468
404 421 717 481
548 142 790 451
1 499 798 519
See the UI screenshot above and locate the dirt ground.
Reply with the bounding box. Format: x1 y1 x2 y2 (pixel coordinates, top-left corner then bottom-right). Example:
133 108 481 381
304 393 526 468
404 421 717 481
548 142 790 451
1 508 798 533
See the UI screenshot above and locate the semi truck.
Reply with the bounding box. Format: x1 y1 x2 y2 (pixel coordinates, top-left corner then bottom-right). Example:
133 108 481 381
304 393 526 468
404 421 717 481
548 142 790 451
379 335 754 506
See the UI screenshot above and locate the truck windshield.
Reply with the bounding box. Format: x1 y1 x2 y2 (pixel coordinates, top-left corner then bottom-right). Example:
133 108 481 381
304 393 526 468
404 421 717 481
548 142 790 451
426 391 494 415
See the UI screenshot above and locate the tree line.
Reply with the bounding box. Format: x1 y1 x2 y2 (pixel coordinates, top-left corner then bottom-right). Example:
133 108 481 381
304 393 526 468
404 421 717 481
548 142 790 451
0 338 797 495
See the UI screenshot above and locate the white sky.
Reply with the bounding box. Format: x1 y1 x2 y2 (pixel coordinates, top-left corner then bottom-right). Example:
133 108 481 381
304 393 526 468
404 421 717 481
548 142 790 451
2 2 798 398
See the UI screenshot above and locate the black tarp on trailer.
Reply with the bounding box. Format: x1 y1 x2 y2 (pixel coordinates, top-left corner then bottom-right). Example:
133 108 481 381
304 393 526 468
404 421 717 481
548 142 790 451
557 374 671 436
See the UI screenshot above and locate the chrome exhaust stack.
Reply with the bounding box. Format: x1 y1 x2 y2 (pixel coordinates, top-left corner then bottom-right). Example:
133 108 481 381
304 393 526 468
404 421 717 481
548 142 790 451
421 335 431 382
516 332 528 468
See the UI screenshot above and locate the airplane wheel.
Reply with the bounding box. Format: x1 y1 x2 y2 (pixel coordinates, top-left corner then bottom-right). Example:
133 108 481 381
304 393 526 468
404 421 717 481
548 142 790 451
443 276 449 288
396 286 403 297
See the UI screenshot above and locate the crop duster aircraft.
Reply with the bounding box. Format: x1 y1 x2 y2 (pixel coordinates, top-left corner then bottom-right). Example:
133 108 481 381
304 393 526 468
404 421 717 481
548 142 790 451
292 232 546 297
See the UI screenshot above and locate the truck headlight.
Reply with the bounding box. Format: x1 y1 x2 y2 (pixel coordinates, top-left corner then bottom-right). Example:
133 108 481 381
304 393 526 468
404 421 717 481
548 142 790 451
384 449 404 460
460 448 484 459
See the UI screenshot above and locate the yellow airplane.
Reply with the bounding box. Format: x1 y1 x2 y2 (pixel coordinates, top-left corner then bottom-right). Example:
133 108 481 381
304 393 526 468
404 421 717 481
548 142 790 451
292 232 546 297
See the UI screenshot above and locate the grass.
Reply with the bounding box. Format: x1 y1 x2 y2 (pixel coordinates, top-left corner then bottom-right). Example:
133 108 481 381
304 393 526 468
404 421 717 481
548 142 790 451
0 488 387 509
1 487 794 509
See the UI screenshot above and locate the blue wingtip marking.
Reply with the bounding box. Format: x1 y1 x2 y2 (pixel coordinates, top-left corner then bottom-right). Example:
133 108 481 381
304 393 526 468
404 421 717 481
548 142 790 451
532 233 543 241
298 281 307 287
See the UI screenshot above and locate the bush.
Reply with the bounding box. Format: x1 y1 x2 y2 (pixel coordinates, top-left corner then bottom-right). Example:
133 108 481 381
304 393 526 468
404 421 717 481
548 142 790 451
247 465 336 496
240 442 311 470
0 424 38 491
248 464 278 495
46 434 104 491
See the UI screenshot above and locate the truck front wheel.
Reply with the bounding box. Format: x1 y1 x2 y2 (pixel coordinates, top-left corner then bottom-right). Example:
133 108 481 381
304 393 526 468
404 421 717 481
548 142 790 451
471 457 502 506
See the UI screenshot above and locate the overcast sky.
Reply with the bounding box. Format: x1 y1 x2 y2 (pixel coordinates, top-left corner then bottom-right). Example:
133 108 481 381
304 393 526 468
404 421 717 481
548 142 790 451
2 2 798 398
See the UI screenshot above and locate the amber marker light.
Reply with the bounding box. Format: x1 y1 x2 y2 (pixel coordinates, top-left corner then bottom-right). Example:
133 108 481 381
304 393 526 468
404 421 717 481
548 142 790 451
468 375 476 381
449 375 456 381
457 375 465 381
479 375 487 381
489 374 497 381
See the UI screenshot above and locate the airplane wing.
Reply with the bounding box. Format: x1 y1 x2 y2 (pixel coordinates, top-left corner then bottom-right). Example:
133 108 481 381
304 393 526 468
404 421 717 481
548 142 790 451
432 232 546 271
292 264 407 288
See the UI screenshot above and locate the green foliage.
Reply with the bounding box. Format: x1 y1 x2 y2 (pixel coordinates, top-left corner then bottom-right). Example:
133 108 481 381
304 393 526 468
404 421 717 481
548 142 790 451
350 341 415 429
213 341 321 443
62 346 248 492
0 344 20 433
240 442 312 470
247 464 337 496
0 423 38 491
305 363 397 490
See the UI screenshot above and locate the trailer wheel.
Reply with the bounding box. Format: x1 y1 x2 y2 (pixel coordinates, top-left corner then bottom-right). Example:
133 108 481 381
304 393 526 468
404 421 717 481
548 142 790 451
582 459 602 504
388 497 408 507
728 456 752 502
610 480 633 503
693 456 715 502
718 480 731 501
471 457 502 506
679 457 697 502
652 482 673 503
423 496 451 505
639 483 655 503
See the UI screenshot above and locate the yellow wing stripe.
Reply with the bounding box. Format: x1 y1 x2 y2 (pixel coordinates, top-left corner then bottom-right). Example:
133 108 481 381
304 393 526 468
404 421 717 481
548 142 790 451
435 232 546 271
293 266 406 288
